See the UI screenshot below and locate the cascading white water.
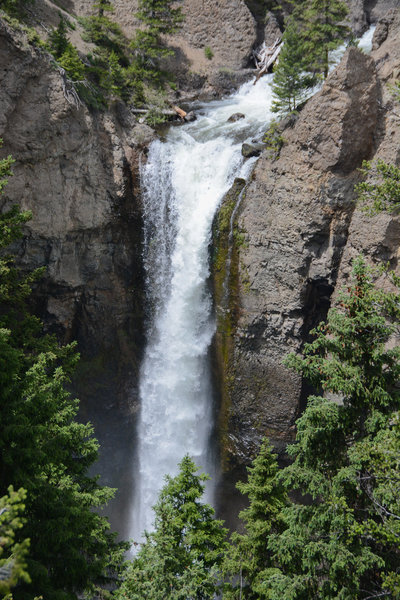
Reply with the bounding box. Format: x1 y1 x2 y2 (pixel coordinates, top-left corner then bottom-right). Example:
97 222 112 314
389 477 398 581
131 26 375 541
130 75 275 541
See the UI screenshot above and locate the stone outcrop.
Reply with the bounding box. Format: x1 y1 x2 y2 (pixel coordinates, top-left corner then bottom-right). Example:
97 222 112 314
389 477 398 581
0 19 155 532
213 7 400 494
34 0 257 97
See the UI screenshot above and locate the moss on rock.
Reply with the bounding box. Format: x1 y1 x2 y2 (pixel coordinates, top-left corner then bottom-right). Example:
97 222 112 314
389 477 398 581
211 177 246 469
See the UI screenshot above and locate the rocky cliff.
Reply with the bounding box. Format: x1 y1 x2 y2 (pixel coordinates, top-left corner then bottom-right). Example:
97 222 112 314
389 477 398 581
29 0 258 98
0 18 158 531
29 0 399 99
1 0 399 534
212 8 400 520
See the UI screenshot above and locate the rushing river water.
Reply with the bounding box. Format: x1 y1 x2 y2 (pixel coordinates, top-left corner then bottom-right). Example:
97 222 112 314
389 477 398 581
129 27 375 542
130 74 275 541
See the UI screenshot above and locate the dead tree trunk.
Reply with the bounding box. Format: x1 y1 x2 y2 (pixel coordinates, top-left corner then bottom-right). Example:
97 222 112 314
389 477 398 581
252 37 282 85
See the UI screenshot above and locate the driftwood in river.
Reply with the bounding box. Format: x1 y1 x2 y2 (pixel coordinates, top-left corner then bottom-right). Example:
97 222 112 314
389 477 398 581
252 37 282 85
131 105 192 122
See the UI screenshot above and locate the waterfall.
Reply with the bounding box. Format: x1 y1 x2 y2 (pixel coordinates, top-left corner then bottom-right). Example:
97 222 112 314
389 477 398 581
130 26 375 541
130 75 275 540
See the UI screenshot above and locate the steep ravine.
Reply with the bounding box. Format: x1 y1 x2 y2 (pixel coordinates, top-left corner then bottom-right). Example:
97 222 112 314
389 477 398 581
212 9 400 523
0 0 399 537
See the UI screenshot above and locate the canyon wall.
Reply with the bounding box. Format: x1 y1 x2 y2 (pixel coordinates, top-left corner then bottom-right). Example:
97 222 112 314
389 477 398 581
212 9 400 520
0 19 156 531
32 0 400 99
0 0 399 532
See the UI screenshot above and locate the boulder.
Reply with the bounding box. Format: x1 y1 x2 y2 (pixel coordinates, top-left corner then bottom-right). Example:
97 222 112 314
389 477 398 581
228 112 246 122
241 142 265 157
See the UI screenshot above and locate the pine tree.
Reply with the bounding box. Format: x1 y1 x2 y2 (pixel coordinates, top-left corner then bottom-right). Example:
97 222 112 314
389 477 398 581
272 17 317 115
82 0 126 58
117 456 228 600
356 159 400 215
294 0 349 79
261 257 400 599
131 0 183 85
222 439 287 599
0 487 30 598
48 14 70 58
0 146 126 599
81 0 132 103
272 0 349 116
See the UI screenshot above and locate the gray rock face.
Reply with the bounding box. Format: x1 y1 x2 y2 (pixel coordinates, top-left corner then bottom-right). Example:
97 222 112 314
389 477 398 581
179 0 256 69
345 0 399 35
213 43 396 476
52 0 256 94
263 11 282 46
0 20 155 533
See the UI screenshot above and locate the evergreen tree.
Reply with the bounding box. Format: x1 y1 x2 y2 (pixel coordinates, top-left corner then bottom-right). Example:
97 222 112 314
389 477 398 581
271 17 317 115
0 487 30 598
82 0 127 59
272 0 349 115
222 439 287 599
260 257 400 599
57 44 86 82
117 456 228 599
131 0 183 85
0 147 126 599
81 0 133 103
294 0 349 79
356 159 400 215
48 14 70 58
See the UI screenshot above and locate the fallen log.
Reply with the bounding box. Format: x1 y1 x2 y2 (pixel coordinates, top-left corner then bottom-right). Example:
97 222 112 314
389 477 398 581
252 36 282 85
253 42 282 85
131 108 176 116
172 105 187 120
130 105 191 122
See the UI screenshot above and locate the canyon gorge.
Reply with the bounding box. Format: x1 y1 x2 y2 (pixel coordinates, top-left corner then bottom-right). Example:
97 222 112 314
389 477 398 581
0 0 399 537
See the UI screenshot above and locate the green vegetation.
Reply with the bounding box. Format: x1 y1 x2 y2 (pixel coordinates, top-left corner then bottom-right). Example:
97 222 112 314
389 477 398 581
263 118 286 158
272 0 349 115
117 456 228 600
222 439 287 599
356 159 400 215
204 45 214 60
0 147 126 599
219 257 400 599
0 487 30 599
